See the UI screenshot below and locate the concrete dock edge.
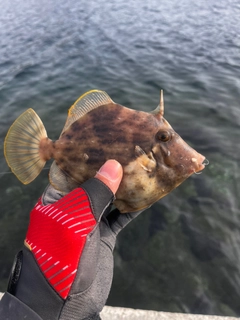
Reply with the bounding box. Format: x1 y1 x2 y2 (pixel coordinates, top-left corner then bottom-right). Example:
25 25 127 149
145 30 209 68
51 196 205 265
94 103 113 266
1 292 238 320
0 292 238 320
100 306 237 320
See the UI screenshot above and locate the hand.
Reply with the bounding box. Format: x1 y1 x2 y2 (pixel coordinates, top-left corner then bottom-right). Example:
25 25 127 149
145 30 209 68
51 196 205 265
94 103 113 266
0 160 143 320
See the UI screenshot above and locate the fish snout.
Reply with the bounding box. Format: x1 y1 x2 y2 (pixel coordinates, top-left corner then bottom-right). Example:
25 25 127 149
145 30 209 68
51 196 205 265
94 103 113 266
190 153 206 173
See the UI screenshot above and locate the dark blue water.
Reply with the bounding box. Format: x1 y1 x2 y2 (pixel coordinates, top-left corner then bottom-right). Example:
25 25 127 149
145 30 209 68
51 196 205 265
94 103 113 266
1 0 240 316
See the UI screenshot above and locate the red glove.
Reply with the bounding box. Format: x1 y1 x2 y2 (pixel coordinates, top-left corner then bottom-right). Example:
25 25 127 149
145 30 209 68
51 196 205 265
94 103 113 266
1 160 145 320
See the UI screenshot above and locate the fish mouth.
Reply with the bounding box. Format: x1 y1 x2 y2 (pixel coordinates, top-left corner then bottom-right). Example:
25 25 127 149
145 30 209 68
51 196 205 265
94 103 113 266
193 158 209 174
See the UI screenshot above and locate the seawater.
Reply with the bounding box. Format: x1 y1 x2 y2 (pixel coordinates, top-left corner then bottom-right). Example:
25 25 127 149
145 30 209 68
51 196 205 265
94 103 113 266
0 0 240 316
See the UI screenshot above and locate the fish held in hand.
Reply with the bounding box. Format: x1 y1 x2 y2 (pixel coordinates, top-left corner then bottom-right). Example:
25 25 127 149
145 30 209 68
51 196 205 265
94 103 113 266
4 90 206 213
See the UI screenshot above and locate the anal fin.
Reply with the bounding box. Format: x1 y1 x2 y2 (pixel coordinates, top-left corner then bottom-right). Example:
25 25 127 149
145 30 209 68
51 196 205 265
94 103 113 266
49 161 80 194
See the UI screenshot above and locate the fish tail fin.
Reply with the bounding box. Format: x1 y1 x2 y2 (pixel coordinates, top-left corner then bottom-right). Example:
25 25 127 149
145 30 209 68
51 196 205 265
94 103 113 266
4 108 48 184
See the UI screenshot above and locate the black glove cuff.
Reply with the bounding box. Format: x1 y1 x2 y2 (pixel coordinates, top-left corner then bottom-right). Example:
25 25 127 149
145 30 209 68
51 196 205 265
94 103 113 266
7 247 64 320
107 208 143 235
0 292 43 320
7 250 23 295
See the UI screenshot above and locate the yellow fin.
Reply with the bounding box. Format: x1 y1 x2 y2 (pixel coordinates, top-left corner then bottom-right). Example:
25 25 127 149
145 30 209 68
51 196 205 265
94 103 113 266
61 89 114 134
49 161 80 193
4 108 47 184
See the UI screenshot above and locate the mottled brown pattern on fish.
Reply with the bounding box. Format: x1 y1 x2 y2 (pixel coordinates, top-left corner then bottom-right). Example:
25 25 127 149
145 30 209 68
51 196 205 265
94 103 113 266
53 104 159 182
43 101 205 212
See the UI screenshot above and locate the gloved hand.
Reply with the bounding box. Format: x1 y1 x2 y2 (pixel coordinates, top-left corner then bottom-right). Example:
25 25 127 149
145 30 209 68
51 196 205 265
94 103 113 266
0 160 143 320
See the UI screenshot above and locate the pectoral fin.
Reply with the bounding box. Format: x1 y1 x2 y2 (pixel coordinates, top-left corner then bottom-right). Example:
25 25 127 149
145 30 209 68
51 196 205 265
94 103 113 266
135 146 156 172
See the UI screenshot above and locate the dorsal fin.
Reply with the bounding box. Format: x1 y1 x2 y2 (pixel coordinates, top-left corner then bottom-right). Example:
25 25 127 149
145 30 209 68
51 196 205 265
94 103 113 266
150 89 164 119
61 90 114 134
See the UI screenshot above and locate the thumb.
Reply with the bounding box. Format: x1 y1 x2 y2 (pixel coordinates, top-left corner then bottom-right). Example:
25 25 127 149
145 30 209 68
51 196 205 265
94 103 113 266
95 160 123 194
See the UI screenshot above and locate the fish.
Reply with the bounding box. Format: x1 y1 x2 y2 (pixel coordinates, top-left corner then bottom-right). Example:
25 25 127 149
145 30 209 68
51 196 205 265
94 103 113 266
4 89 206 213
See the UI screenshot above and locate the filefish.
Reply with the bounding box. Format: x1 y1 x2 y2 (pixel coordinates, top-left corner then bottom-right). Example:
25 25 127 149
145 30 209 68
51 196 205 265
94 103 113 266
4 90 206 213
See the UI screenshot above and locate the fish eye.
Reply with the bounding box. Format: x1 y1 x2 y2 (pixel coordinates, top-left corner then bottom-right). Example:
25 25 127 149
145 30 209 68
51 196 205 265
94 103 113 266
156 130 171 142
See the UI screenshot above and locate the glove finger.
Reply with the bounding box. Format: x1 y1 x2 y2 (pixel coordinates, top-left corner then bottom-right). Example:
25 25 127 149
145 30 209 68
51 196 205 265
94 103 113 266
81 178 115 221
106 208 143 235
